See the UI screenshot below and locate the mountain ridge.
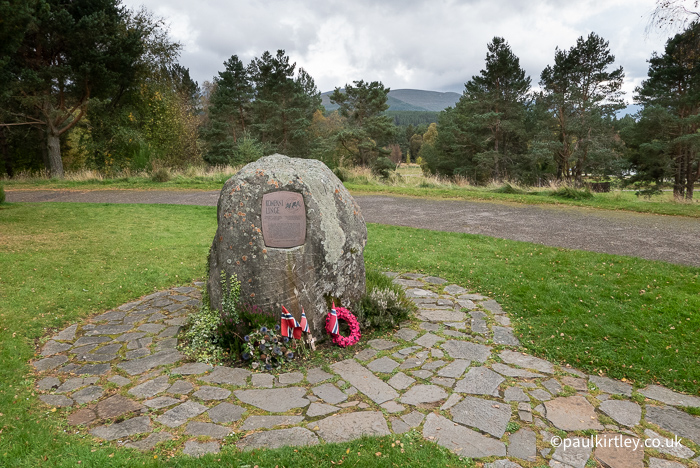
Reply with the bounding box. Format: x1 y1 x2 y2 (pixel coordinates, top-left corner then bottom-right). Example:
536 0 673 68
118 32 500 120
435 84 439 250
321 88 461 112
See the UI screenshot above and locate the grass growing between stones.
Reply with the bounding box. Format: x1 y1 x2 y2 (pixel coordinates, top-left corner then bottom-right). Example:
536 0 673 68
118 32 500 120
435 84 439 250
1 202 698 465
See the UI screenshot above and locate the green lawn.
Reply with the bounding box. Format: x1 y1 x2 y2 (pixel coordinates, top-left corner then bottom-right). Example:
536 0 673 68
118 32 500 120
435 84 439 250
1 201 698 466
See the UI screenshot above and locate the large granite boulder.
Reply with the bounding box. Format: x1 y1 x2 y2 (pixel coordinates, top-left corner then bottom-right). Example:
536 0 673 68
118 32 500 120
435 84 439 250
207 154 367 341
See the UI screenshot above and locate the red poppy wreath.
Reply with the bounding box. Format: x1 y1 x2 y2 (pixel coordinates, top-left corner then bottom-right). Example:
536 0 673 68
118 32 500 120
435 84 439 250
325 304 361 347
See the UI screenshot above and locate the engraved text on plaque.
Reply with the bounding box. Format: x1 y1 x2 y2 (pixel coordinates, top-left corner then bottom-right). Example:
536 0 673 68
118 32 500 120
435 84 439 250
261 191 306 248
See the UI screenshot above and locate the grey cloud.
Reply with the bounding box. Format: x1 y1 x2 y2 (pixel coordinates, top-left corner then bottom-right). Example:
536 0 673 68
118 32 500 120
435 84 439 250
124 0 668 97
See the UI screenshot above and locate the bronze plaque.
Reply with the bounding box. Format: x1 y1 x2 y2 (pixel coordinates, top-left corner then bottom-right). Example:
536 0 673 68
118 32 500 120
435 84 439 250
261 191 306 248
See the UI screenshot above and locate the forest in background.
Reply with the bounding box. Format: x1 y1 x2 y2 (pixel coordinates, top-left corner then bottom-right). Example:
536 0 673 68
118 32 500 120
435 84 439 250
0 0 698 199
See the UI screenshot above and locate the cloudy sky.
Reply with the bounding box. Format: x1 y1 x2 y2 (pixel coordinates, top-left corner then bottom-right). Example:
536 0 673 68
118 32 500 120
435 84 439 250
123 0 674 103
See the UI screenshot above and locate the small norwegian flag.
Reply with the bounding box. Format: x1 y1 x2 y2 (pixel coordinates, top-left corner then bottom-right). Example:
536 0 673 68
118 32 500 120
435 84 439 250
293 308 309 339
299 308 309 333
280 306 295 338
326 305 339 335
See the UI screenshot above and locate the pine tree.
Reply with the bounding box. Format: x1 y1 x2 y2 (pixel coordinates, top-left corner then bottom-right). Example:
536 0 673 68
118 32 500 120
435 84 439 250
539 33 625 183
0 0 159 178
461 37 531 180
632 22 700 199
202 55 253 165
330 80 396 166
248 50 321 157
429 37 531 181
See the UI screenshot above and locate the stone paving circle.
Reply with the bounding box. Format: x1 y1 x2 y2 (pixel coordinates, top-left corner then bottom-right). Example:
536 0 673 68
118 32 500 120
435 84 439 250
30 276 700 465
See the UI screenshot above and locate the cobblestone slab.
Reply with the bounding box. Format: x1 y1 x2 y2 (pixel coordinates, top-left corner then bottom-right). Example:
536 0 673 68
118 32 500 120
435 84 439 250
640 385 700 408
182 440 220 457
400 384 448 405
157 401 208 428
237 427 319 451
330 359 398 404
644 429 695 459
599 400 641 427
200 366 251 386
310 411 390 443
306 367 333 384
234 387 310 412
91 416 151 441
208 402 246 424
544 396 604 431
367 356 400 373
499 350 554 374
450 396 512 438
441 341 491 363
306 402 339 417
423 413 506 458
645 405 700 445
240 416 305 431
508 428 537 462
550 436 592 468
311 383 347 405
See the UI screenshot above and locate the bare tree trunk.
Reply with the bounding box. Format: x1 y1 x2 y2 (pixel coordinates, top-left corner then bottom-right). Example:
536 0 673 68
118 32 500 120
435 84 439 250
673 151 684 199
686 148 696 200
40 127 50 171
47 128 64 179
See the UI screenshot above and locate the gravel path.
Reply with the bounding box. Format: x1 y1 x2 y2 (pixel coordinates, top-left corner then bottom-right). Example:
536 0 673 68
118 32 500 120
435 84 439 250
6 189 700 267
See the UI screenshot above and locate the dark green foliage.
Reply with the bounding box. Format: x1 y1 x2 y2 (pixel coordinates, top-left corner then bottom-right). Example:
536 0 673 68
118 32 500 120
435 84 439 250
241 325 306 371
330 80 397 166
429 37 531 182
0 183 5 204
248 51 322 157
238 303 278 332
202 55 254 165
1 0 155 177
372 156 396 179
150 167 171 182
491 183 525 194
355 270 415 330
202 50 321 164
538 32 625 183
549 187 594 200
386 111 439 127
409 133 423 163
629 22 700 200
333 167 348 182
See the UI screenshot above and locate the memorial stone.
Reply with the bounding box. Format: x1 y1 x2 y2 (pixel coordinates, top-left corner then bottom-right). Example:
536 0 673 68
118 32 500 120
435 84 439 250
207 155 367 341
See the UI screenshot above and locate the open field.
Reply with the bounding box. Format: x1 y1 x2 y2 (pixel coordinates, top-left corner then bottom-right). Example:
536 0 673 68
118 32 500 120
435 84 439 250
3 164 699 218
0 201 698 465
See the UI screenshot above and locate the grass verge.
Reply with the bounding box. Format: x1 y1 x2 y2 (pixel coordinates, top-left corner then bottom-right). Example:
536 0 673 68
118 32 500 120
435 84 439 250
4 165 699 217
0 202 698 465
345 183 700 218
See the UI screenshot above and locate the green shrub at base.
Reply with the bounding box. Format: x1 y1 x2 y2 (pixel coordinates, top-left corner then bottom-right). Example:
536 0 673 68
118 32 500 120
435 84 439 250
355 269 415 329
0 183 5 204
178 302 225 364
549 186 594 200
491 183 525 194
372 156 397 179
151 167 171 182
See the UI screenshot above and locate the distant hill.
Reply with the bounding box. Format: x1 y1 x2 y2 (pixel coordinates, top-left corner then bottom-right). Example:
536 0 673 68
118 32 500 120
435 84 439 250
321 88 461 112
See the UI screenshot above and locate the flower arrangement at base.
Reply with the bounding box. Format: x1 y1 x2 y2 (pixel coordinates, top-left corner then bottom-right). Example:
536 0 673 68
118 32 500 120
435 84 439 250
325 305 361 347
241 325 298 371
